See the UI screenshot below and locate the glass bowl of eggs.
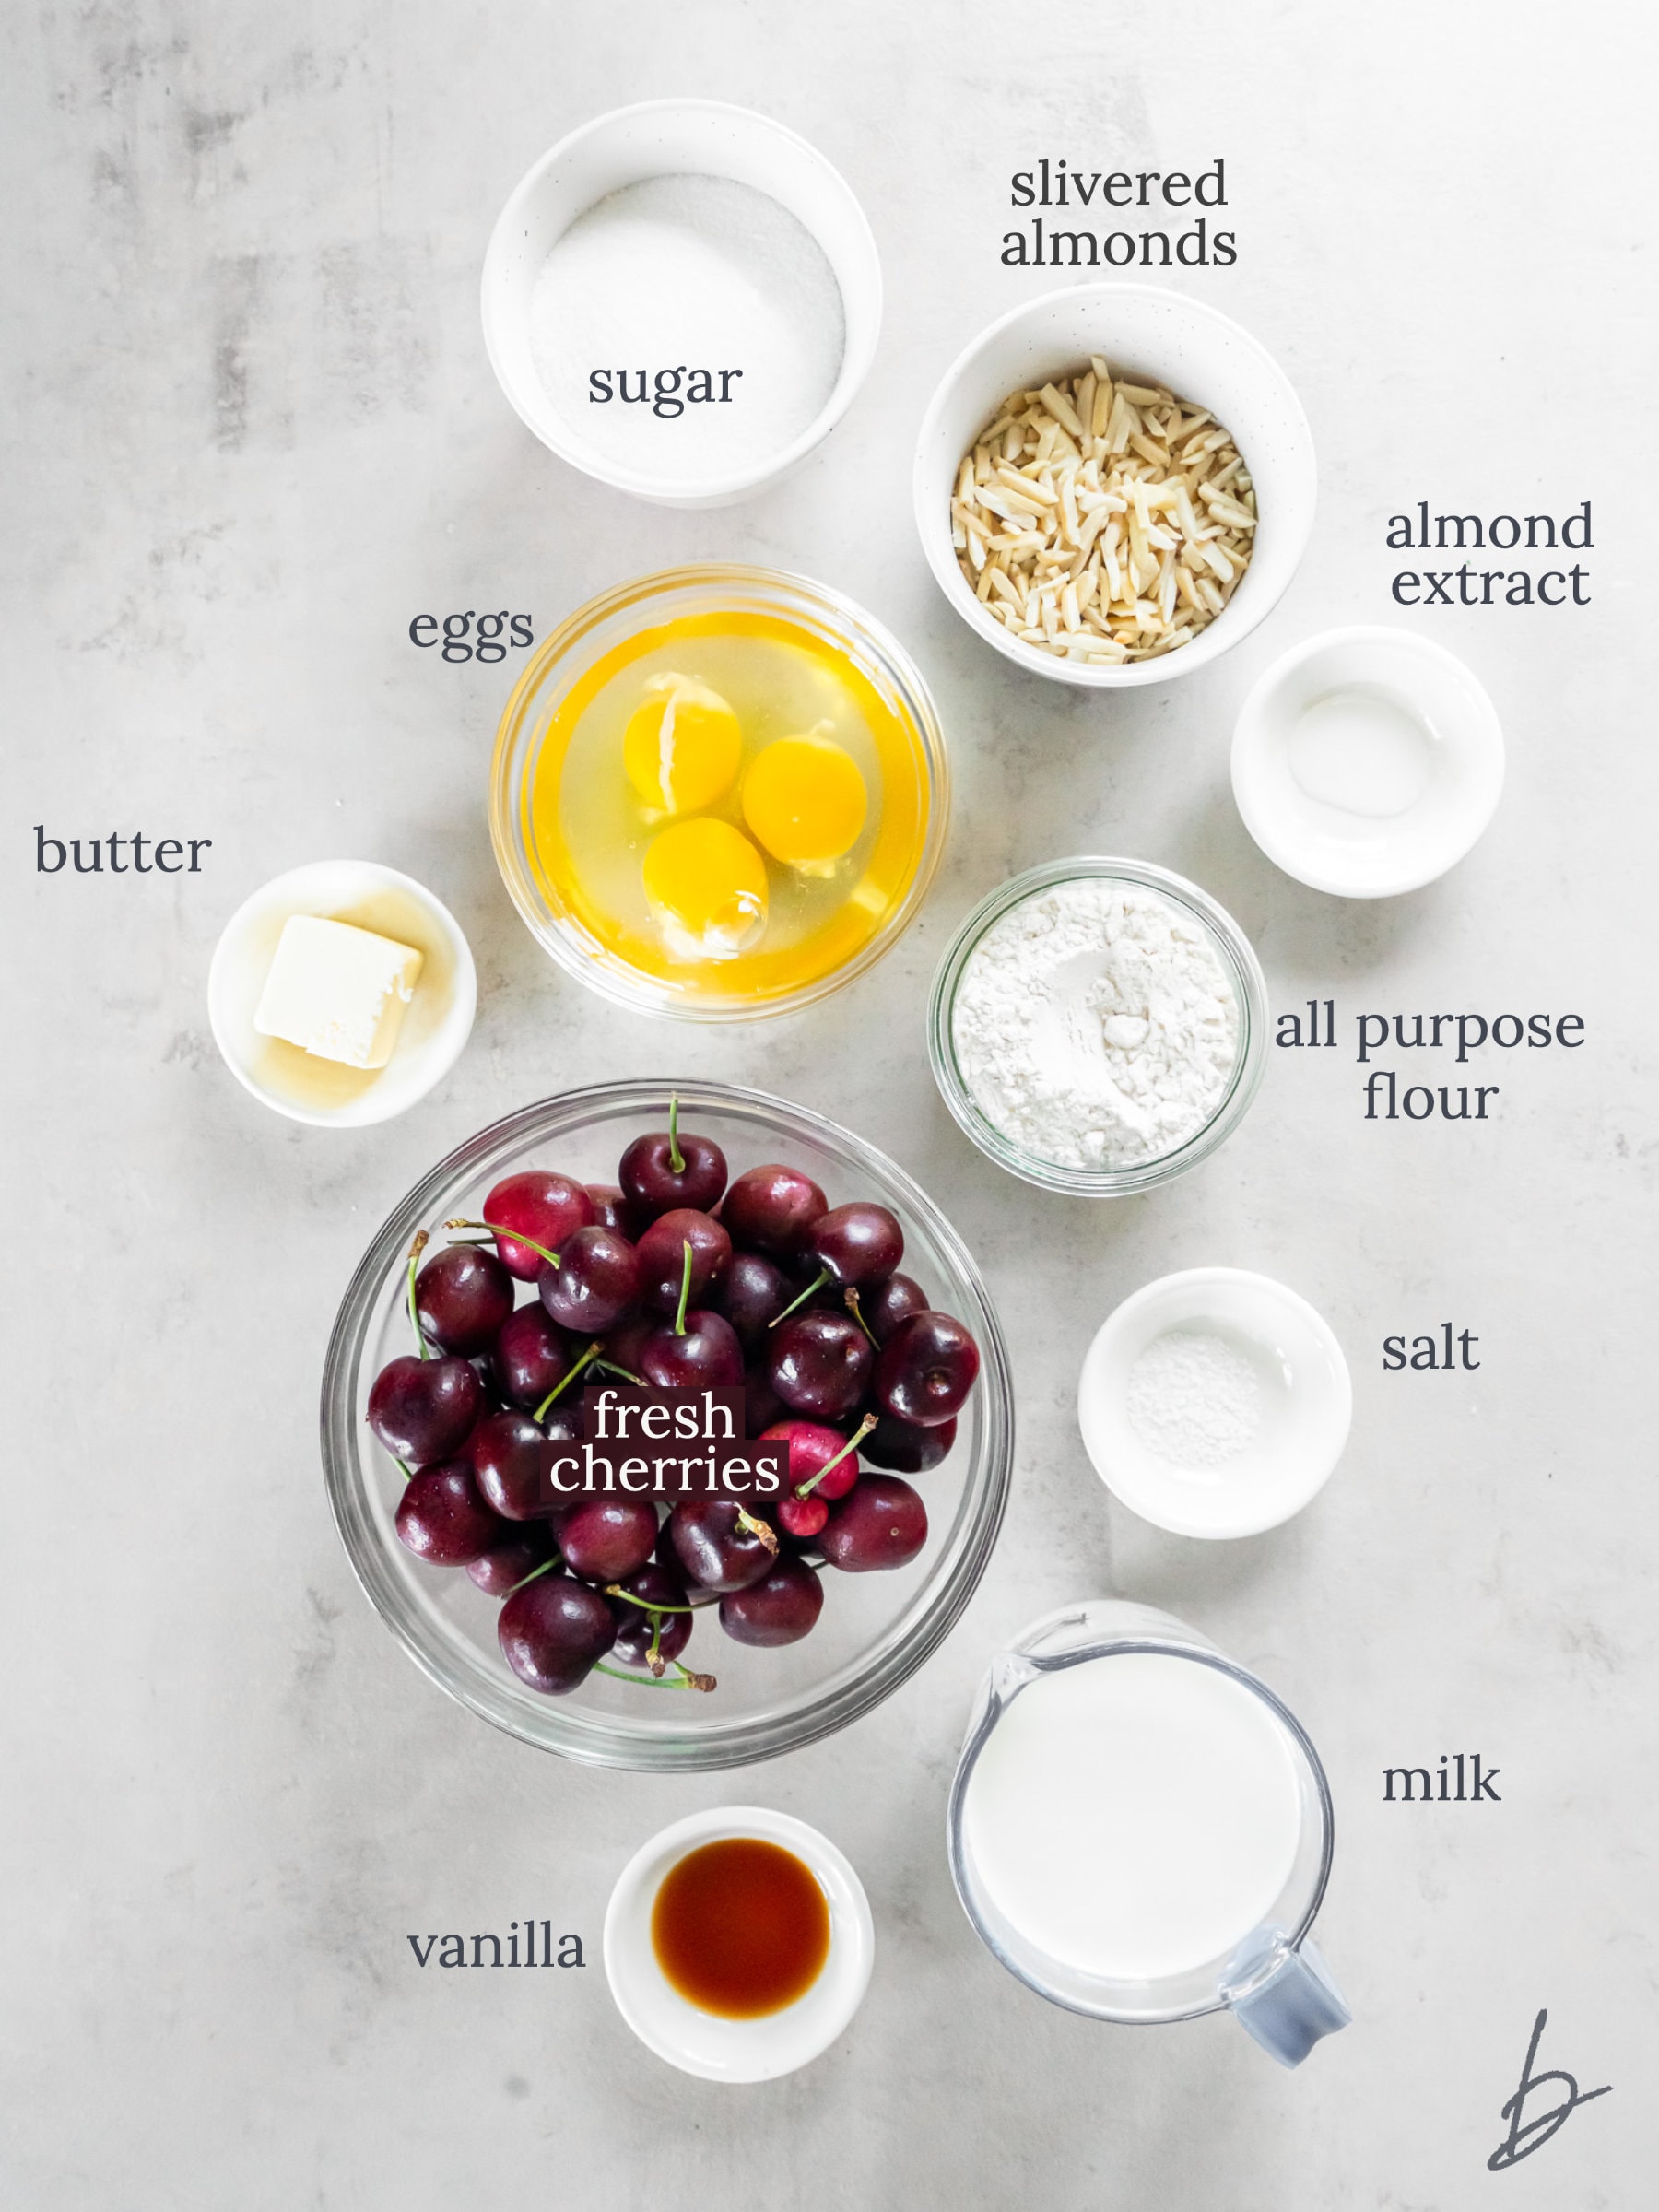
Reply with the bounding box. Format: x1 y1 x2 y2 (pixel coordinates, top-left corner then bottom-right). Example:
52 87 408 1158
488 566 950 1020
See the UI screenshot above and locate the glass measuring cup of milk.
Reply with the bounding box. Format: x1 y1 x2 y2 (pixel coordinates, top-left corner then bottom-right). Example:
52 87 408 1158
947 1600 1350 2065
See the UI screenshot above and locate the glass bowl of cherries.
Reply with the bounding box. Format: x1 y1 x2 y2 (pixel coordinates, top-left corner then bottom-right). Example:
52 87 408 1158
322 1080 1013 1770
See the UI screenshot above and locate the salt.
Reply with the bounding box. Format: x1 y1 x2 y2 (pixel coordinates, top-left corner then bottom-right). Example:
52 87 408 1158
1126 1329 1263 1469
528 174 845 486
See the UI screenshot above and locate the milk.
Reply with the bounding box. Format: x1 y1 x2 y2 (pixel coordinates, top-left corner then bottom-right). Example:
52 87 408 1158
961 1652 1304 1983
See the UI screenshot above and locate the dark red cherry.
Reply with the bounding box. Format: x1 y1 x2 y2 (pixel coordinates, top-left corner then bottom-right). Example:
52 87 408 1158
466 1518 557 1596
493 1304 576 1410
640 1309 744 1389
858 1272 930 1346
719 1556 823 1646
413 1242 514 1355
481 1171 594 1281
609 1561 693 1670
636 1209 732 1314
667 1496 778 1593
368 1355 483 1468
498 1575 615 1694
618 1106 727 1218
804 1202 903 1288
394 1460 504 1566
538 1226 641 1335
864 1411 956 1474
719 1164 827 1258
718 1250 793 1345
820 1475 928 1572
767 1311 872 1419
556 1494 659 1583
467 1407 551 1522
876 1312 981 1427
585 1184 635 1236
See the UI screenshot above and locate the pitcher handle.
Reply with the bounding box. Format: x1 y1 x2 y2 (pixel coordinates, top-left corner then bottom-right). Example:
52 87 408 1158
1229 1935 1351 2068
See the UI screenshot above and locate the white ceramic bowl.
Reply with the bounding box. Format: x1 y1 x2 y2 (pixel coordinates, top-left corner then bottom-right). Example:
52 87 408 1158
206 861 477 1128
603 1807 875 2079
482 100 882 508
1230 625 1505 896
914 284 1316 688
1077 1268 1351 1538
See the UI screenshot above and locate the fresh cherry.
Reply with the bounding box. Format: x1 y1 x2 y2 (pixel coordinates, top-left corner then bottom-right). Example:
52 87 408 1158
413 1242 514 1356
719 1557 823 1646
369 1354 482 1468
806 1202 903 1286
585 1184 635 1236
876 1312 981 1427
618 1098 727 1218
864 1411 957 1474
480 1171 594 1281
857 1272 930 1347
538 1225 641 1335
667 1496 778 1593
767 1311 872 1419
641 1311 744 1389
608 1562 694 1671
775 1490 829 1541
820 1474 928 1572
493 1305 575 1409
556 1494 659 1583
466 1407 551 1521
760 1418 868 1501
498 1574 615 1694
636 1210 731 1314
466 1518 557 1596
719 1163 827 1258
394 1461 504 1566
717 1250 793 1345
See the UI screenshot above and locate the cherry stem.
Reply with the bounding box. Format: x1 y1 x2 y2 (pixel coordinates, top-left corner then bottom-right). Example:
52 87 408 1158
594 1659 715 1693
770 1266 831 1327
605 1584 697 1616
646 1612 665 1677
594 1358 643 1384
395 1456 414 1482
406 1231 431 1359
843 1285 878 1348
445 1218 560 1270
535 1340 601 1422
505 1556 561 1597
735 1504 780 1557
797 1414 877 1499
672 1239 694 1335
667 1092 685 1176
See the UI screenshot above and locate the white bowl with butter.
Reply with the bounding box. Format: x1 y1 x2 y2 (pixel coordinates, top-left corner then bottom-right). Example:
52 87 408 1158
1230 627 1504 896
207 862 477 1127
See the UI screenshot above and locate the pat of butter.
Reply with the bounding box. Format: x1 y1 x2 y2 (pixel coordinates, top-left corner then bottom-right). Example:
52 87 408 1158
253 914 424 1069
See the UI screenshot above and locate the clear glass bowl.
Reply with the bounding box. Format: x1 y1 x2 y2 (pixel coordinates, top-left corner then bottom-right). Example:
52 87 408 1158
927 856 1268 1196
320 1080 1013 1771
488 566 949 1022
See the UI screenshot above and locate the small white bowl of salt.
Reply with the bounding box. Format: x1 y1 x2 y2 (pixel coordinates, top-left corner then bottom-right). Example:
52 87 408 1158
1078 1267 1351 1538
482 100 881 507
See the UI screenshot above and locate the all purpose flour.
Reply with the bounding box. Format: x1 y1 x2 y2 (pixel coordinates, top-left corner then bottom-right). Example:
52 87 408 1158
950 877 1241 1171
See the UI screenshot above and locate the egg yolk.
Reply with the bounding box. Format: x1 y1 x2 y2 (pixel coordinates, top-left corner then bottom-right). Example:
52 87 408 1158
742 733 867 876
623 673 743 817
642 818 770 962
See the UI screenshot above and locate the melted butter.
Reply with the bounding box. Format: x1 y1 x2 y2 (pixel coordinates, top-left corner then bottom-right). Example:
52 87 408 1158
252 885 456 1112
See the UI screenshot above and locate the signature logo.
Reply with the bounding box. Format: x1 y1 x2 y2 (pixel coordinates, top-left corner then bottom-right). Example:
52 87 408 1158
1487 2008 1612 2171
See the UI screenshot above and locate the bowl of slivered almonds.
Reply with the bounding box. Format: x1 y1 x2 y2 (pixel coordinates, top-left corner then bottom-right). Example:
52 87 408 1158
914 285 1316 688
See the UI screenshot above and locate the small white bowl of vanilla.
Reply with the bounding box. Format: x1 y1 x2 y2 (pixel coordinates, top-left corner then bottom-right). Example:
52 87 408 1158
206 861 477 1128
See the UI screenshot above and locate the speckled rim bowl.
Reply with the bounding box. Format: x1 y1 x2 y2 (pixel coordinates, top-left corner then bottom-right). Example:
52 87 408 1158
914 284 1316 687
482 99 882 509
321 1080 1013 1771
927 857 1268 1196
488 564 949 1024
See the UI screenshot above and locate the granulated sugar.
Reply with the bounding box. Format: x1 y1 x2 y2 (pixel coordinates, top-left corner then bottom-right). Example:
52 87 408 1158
1126 1329 1263 1468
950 877 1241 1171
529 174 845 484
